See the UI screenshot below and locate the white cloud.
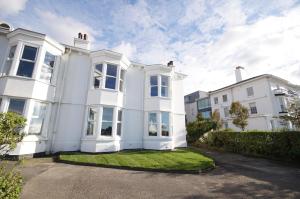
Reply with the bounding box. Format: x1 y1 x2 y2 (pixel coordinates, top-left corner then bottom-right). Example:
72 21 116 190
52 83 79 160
35 9 101 46
112 41 137 59
0 0 28 15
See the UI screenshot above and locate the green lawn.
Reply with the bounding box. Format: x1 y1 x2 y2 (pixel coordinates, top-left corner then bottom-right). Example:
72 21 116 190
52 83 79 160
59 148 214 172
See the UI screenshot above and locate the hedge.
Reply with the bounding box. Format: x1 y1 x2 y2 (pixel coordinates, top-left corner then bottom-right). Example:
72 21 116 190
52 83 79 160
0 165 23 199
202 130 300 161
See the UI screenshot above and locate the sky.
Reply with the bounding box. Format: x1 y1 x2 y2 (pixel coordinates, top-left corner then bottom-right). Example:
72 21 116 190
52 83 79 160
0 0 300 94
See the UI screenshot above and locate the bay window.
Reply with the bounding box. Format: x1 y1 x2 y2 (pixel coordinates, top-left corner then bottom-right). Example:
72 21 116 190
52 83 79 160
105 64 117 89
40 52 56 83
161 112 169 136
148 113 158 136
119 69 125 92
29 101 47 134
150 76 158 96
3 45 16 75
94 64 103 88
101 107 113 136
17 45 38 78
117 110 122 136
161 76 169 97
87 107 97 136
8 98 26 115
150 75 169 97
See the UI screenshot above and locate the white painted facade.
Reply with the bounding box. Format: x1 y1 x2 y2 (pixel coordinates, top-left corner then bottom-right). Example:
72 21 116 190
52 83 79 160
0 25 187 155
210 69 300 131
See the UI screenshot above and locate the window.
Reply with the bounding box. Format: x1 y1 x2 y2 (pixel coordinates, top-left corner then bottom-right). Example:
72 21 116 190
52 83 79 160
119 69 125 92
40 52 56 83
87 107 97 136
214 97 218 104
3 45 17 75
8 98 25 115
117 110 122 136
278 97 287 112
94 64 103 88
222 94 228 102
201 111 211 119
249 102 257 114
148 113 158 136
29 101 47 134
197 98 211 109
101 107 113 136
150 76 158 96
161 76 169 97
224 107 229 118
247 87 254 97
105 64 117 89
17 45 38 78
161 112 169 136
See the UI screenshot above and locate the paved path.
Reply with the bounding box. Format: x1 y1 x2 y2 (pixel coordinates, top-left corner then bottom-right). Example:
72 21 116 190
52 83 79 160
20 149 300 199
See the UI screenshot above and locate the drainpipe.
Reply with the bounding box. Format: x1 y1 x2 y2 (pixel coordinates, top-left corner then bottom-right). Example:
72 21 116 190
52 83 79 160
49 48 71 153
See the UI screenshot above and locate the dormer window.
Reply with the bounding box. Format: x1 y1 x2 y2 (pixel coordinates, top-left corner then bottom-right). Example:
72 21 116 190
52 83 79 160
17 45 38 78
94 64 103 88
105 64 117 89
40 52 56 83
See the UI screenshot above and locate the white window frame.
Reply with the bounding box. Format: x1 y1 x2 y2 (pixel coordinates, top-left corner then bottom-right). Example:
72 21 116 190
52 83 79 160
101 107 114 136
116 109 122 136
150 75 159 97
93 63 103 89
39 51 56 83
7 98 26 115
28 101 47 135
105 64 118 90
224 107 229 118
247 87 254 97
150 75 170 98
161 75 169 97
3 45 17 76
16 45 38 78
222 94 228 102
86 107 97 136
148 112 158 136
214 97 218 104
249 102 258 114
119 69 125 92
161 112 170 136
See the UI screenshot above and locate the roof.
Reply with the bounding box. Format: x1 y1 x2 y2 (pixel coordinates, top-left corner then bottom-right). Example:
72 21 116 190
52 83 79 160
209 74 300 94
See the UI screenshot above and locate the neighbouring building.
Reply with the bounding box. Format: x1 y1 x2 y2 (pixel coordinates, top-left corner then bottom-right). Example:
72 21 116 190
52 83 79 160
0 22 187 155
209 66 300 131
184 91 211 123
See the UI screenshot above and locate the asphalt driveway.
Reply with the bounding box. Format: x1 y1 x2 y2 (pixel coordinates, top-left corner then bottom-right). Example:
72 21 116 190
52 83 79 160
20 149 300 199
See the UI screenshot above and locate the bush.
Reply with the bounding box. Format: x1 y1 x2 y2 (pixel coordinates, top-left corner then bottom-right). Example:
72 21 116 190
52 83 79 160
0 165 22 199
202 130 300 161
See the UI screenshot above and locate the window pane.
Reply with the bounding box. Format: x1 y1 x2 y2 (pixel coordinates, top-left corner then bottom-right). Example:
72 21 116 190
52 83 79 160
105 77 116 89
106 64 117 77
95 64 103 73
120 69 125 80
149 113 157 123
151 86 158 96
4 60 12 75
117 123 121 136
87 122 94 135
89 108 96 120
101 121 112 136
94 76 101 88
102 107 113 121
222 95 227 102
161 86 168 97
40 65 53 82
161 76 169 86
44 52 55 67
161 112 169 124
118 110 122 122
8 45 17 59
17 60 34 77
22 46 37 61
150 76 158 85
8 99 25 115
29 102 47 134
148 124 157 136
162 124 169 136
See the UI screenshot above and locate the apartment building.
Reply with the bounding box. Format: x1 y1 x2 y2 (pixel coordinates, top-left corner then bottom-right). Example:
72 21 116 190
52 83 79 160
0 22 187 155
210 66 300 130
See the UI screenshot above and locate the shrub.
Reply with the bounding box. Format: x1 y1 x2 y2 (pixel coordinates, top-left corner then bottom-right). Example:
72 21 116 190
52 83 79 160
0 165 23 199
202 130 300 161
186 114 214 143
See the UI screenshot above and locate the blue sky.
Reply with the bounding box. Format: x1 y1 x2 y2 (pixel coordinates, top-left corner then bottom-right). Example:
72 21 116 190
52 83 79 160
1 0 300 94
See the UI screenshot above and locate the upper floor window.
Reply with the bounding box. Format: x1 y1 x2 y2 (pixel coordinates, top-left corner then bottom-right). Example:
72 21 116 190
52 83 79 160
161 76 169 97
94 64 103 89
148 112 158 136
29 101 47 135
150 76 158 97
40 52 56 83
119 69 125 92
3 45 17 75
222 94 228 102
101 107 113 136
105 64 117 89
161 112 169 136
197 98 211 110
249 102 257 114
117 110 122 136
224 107 229 117
17 45 38 78
247 87 254 97
87 107 97 136
8 98 25 115
214 97 218 104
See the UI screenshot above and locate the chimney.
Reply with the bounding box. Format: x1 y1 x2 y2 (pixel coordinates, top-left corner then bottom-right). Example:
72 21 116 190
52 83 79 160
74 32 90 50
235 66 245 82
167 61 174 67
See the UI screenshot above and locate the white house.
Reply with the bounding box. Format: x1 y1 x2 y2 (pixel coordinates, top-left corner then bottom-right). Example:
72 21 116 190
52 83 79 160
209 66 300 131
0 22 187 155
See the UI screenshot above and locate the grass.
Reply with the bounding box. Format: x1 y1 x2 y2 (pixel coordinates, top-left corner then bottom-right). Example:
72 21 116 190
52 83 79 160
59 148 215 172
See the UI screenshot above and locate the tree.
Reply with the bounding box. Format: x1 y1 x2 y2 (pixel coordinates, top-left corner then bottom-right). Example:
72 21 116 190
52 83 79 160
279 99 300 130
186 114 214 143
211 110 222 130
229 102 249 131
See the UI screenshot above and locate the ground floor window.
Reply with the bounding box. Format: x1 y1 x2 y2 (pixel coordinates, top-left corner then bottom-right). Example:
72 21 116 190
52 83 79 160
148 113 158 136
148 112 171 137
101 107 113 136
161 112 169 136
117 110 122 136
87 107 97 136
28 101 47 134
8 98 26 115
